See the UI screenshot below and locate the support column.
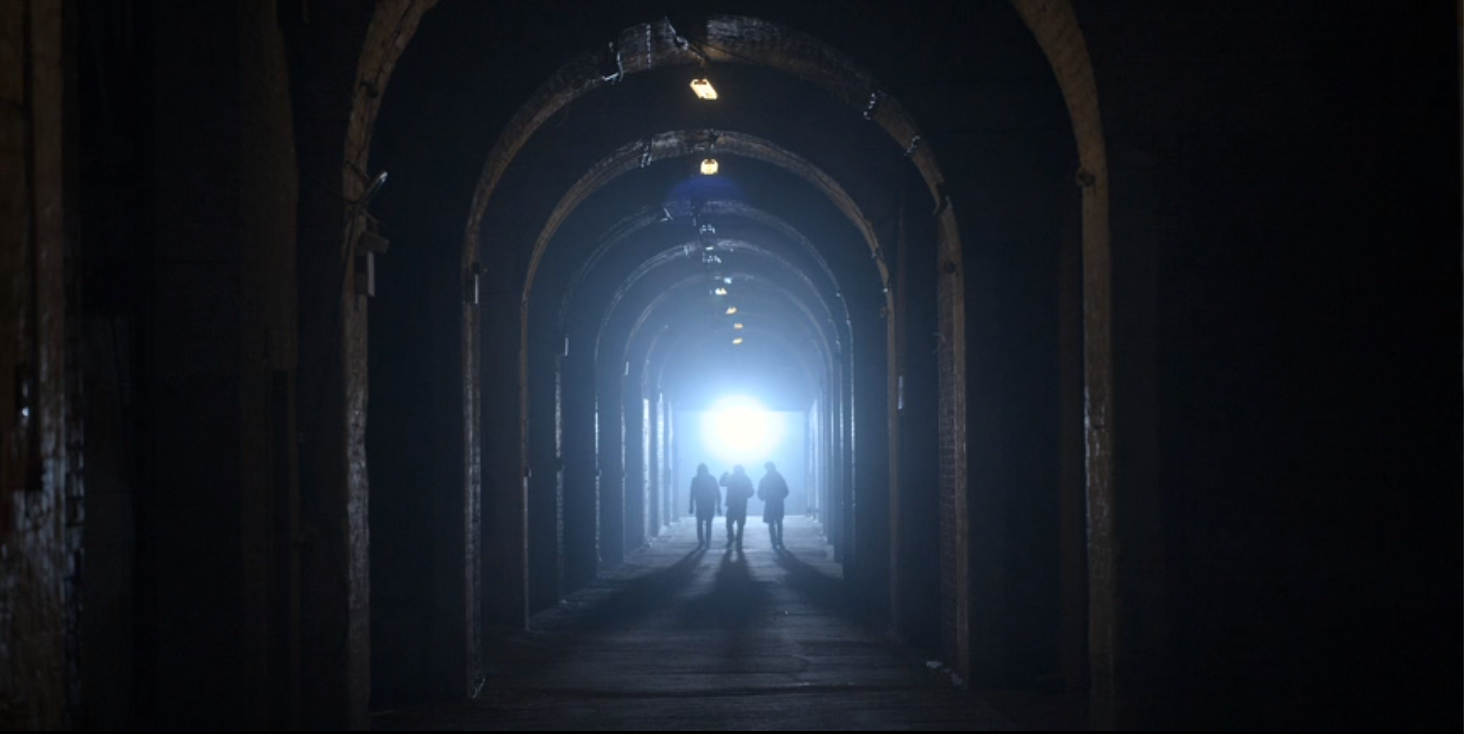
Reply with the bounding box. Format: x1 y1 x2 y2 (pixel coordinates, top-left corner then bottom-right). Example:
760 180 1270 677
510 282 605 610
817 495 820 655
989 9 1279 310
482 260 526 631
596 365 624 568
561 351 598 592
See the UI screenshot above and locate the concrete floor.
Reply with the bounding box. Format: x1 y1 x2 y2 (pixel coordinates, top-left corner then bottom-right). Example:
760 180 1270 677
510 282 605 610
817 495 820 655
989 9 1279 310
371 515 1071 731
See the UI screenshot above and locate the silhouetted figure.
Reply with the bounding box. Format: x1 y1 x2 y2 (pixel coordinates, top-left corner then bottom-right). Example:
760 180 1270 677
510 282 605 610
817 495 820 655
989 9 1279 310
688 463 721 548
758 461 790 549
720 465 755 550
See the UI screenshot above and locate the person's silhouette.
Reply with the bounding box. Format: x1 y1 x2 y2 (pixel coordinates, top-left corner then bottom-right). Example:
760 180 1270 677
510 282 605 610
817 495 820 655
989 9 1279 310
688 463 721 548
758 461 790 549
720 465 755 550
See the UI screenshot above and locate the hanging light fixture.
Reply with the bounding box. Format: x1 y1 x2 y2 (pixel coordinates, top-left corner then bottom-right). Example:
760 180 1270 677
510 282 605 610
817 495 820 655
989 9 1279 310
732 337 744 345
714 286 728 296
700 158 719 175
689 79 718 100
725 306 738 315
733 322 744 330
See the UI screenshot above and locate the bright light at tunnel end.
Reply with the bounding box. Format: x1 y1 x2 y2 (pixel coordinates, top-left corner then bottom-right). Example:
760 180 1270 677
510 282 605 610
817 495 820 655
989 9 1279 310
701 395 784 464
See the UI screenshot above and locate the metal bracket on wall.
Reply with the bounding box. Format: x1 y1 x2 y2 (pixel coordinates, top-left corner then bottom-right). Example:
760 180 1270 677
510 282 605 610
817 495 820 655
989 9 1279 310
15 363 40 492
466 262 483 305
353 214 389 299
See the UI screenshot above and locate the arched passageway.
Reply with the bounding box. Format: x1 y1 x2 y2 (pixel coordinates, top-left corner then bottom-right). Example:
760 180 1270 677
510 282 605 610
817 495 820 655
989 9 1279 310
361 2 1096 723
14 1 1458 732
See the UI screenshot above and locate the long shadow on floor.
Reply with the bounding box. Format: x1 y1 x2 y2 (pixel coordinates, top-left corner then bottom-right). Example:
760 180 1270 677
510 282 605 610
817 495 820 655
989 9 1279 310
674 547 774 666
676 547 769 631
517 544 712 636
771 545 852 613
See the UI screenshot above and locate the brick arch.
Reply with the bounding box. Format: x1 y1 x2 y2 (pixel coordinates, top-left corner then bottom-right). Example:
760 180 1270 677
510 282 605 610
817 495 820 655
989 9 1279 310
343 0 437 210
320 0 442 720
459 15 963 273
617 275 832 394
522 129 889 311
450 23 973 629
554 201 850 346
514 128 894 578
349 1 1111 709
588 241 841 369
1009 0 1114 720
611 267 835 378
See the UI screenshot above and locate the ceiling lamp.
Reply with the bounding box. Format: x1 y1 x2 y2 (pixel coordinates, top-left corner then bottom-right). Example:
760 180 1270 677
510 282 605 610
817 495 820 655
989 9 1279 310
733 322 744 330
700 158 719 175
732 337 744 345
714 287 728 296
690 79 718 100
725 306 738 315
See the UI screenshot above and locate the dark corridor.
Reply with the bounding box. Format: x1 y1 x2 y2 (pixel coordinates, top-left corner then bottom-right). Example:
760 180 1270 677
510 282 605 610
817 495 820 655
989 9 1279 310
2 1 1460 731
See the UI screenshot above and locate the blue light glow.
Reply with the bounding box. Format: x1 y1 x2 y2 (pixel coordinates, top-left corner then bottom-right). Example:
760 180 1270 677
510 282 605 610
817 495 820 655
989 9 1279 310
701 395 784 464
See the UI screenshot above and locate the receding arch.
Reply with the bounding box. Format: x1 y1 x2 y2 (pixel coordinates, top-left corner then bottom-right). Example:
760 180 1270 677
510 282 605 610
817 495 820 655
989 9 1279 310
523 129 890 311
517 129 888 471
514 126 895 601
461 15 962 270
350 1 1110 705
554 200 851 343
454 24 974 646
588 242 841 365
603 271 833 387
273 0 1117 719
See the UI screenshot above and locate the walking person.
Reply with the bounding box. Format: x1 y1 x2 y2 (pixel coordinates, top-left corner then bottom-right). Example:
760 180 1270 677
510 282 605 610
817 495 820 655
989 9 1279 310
720 465 755 551
688 463 721 548
758 461 790 549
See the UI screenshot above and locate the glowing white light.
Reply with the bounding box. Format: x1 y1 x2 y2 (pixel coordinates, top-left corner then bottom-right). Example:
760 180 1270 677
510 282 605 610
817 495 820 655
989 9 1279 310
732 337 743 345
700 158 719 175
733 322 744 330
714 287 727 296
725 306 737 315
702 395 783 463
690 79 718 100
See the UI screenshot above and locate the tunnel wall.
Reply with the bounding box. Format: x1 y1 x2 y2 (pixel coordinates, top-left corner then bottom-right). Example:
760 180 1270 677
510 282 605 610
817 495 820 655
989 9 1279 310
1073 1 1462 727
0 0 74 728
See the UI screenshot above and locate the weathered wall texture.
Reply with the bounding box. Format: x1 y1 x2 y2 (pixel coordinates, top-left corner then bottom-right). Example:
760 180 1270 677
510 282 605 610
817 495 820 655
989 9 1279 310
0 0 72 728
285 0 438 724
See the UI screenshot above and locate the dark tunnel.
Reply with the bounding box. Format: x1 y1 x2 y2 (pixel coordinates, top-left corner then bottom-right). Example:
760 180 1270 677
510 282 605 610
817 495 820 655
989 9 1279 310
4 1 1460 731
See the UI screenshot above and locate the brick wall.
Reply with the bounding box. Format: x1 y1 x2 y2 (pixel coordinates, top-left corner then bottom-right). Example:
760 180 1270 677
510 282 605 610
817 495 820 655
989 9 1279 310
0 0 70 728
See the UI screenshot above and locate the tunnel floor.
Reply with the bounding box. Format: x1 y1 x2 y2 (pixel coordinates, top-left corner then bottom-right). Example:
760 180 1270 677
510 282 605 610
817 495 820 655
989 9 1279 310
371 515 1021 731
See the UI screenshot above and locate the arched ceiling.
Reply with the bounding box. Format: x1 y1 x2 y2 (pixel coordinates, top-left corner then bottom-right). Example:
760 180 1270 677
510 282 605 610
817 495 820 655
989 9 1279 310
439 16 962 410
461 14 956 265
553 200 854 351
370 8 1024 418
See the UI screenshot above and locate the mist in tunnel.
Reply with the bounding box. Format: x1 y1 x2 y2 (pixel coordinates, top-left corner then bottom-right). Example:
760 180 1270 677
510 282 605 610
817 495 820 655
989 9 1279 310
29 1 1456 731
361 4 1022 720
676 403 809 521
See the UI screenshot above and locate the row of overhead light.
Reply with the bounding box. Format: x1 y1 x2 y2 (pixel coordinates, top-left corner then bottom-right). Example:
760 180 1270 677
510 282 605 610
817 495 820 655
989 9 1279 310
712 278 743 345
692 77 744 346
691 79 720 176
